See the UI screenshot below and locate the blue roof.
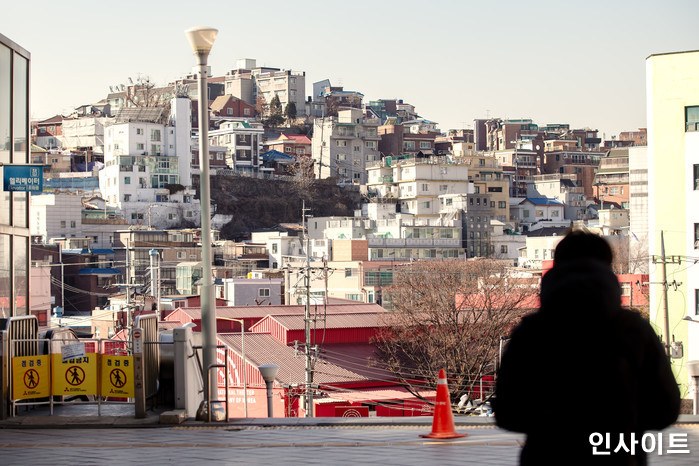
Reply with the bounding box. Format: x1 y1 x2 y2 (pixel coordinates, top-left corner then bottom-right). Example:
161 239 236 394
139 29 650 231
62 248 116 255
261 150 295 162
525 197 565 206
77 268 121 275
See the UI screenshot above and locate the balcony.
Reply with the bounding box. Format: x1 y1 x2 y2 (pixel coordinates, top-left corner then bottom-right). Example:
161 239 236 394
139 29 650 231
368 237 460 248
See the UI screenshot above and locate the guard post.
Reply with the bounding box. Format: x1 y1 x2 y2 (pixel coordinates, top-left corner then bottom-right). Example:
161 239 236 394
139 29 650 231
133 328 145 418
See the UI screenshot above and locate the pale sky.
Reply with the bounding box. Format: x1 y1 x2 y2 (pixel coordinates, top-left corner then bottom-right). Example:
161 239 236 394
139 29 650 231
2 0 698 138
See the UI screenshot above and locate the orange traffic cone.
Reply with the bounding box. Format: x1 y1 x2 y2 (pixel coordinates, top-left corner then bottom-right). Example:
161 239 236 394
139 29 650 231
420 369 468 439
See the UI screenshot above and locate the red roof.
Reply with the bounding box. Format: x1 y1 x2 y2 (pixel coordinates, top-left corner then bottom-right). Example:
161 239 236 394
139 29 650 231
172 303 386 321
250 312 388 333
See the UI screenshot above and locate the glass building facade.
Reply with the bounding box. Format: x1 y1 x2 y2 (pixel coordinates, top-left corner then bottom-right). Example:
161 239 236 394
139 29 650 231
0 33 30 322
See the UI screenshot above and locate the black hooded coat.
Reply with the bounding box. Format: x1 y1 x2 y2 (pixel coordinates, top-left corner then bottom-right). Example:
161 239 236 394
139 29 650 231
494 260 680 465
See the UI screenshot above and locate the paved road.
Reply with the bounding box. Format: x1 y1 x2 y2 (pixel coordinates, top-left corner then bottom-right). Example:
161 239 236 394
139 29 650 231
1 425 697 465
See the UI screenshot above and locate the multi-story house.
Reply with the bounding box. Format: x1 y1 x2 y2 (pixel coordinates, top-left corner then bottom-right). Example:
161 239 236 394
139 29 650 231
541 149 604 199
438 193 492 258
114 228 210 296
99 97 200 228
378 120 440 157
620 128 647 146
266 133 312 157
312 108 381 184
366 155 471 219
207 119 264 174
30 193 127 248
32 115 63 149
306 216 463 262
593 147 630 208
210 94 256 120
493 146 540 197
646 50 699 398
511 197 569 233
527 174 586 222
223 59 306 117
459 153 509 222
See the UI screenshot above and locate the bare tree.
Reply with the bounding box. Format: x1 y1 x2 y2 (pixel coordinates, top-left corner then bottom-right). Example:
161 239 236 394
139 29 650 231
610 234 649 274
375 259 537 407
286 156 315 196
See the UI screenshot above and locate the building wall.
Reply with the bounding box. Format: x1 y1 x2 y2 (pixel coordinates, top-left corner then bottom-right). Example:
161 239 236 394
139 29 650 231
646 50 699 396
0 33 31 320
629 146 649 270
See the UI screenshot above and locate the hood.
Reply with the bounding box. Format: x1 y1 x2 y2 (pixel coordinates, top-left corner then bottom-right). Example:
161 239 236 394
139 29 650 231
539 259 621 318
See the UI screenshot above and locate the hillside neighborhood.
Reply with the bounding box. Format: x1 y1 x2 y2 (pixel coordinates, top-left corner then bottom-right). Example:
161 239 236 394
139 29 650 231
5 44 699 419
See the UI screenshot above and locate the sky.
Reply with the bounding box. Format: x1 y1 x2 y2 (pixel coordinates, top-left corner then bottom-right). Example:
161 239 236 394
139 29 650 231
2 0 698 139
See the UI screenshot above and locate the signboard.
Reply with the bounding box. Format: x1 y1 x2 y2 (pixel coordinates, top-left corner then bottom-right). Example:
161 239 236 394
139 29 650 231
100 355 134 397
12 355 50 400
52 354 98 396
61 342 86 363
132 329 143 354
3 165 44 192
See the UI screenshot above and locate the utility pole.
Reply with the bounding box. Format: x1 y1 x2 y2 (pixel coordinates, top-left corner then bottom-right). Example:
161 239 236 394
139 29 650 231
302 201 314 417
651 230 683 357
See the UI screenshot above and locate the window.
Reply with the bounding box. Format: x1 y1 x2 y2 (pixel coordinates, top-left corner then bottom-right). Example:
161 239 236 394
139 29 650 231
403 141 415 150
243 108 251 116
177 251 186 259
70 221 76 228
440 184 448 192
259 288 270 297
501 245 508 254
686 106 699 132
131 213 144 220
696 289 699 315
523 210 530 218
151 129 161 141
695 165 699 190
422 183 429 191
124 177 131 184
354 145 360 152
272 243 278 254
60 221 66 228
345 268 356 278
136 143 144 150
420 141 431 149
151 144 161 155
499 201 507 208
227 108 233 115
336 140 347 147
136 128 144 135
217 153 224 160
124 194 131 202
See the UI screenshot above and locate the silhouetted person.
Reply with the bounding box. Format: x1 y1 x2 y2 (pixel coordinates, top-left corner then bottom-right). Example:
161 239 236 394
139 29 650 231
494 231 680 465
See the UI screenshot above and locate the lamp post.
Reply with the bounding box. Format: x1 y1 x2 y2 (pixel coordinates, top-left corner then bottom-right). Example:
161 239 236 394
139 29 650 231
221 317 247 418
185 26 221 420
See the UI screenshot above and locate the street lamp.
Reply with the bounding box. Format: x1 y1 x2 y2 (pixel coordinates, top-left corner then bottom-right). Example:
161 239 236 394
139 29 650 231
185 26 221 420
220 317 248 418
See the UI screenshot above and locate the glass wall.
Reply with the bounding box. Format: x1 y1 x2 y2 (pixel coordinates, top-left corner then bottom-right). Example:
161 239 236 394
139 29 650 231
0 33 31 319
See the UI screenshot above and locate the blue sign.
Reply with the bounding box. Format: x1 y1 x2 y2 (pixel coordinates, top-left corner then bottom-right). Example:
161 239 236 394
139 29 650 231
3 165 44 192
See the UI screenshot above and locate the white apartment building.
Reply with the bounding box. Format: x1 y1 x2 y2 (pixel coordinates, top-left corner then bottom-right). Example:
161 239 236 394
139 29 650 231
207 119 264 174
366 157 471 219
31 193 127 248
99 97 200 228
312 108 381 184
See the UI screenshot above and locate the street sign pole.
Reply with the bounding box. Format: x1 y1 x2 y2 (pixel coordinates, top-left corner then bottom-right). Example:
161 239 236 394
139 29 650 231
133 328 145 418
